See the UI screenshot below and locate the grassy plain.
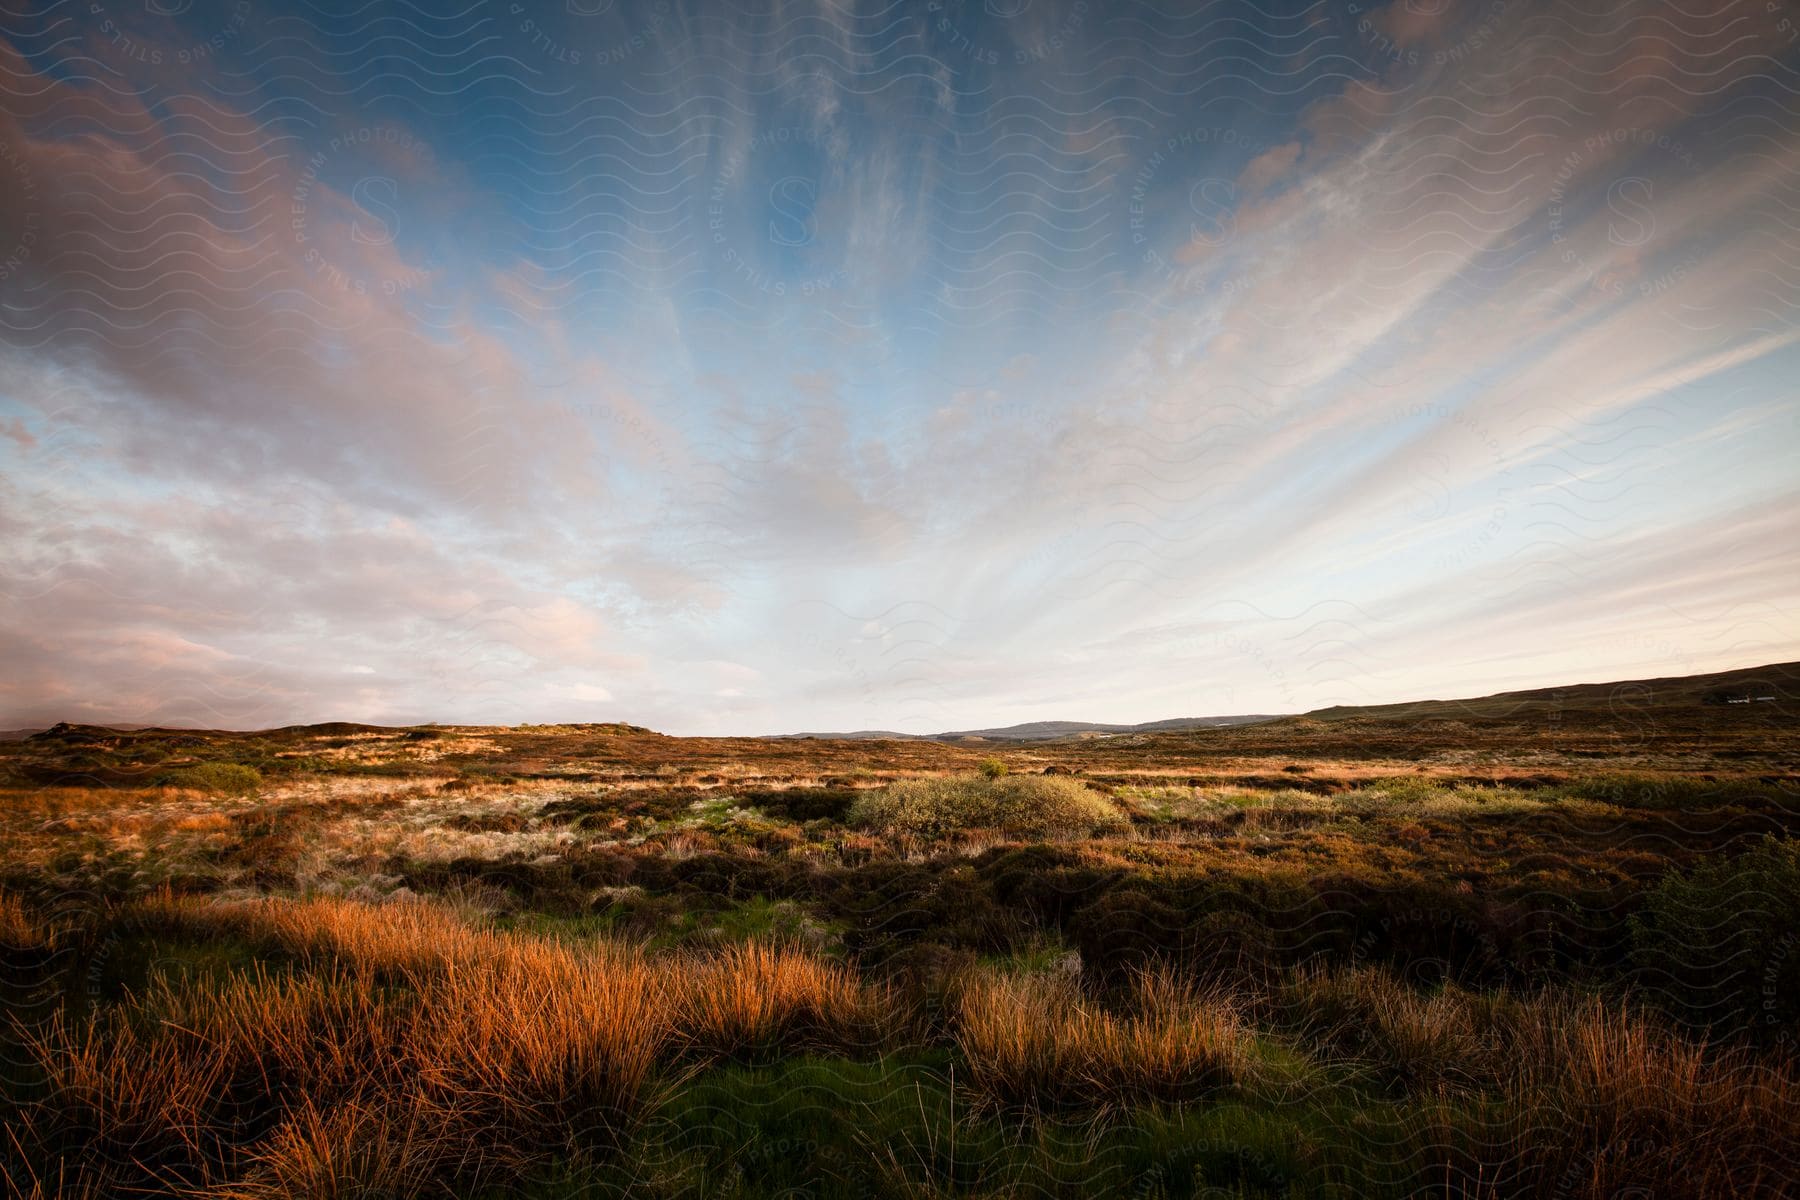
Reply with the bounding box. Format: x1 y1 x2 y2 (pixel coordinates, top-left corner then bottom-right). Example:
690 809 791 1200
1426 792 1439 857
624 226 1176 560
2 662 1797 1197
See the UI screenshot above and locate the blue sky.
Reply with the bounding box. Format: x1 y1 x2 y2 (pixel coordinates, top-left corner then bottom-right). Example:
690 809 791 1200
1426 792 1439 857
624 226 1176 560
0 0 1796 732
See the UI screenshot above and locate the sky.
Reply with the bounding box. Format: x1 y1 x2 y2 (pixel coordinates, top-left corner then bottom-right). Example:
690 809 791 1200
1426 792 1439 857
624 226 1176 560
0 0 1797 734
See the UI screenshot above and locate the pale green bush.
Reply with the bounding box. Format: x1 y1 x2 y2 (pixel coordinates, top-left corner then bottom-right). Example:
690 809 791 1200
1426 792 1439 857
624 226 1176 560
851 774 1126 839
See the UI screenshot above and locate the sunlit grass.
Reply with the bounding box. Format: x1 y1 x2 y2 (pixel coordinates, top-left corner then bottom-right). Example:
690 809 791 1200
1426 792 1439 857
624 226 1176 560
953 967 1259 1113
4 890 1796 1199
4 720 1798 1198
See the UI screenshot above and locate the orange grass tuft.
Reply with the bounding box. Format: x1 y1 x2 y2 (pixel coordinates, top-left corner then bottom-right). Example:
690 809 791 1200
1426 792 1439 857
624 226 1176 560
675 939 890 1059
6 895 910 1194
0 892 47 950
412 937 672 1157
208 1096 451 1200
9 897 674 1194
1485 994 1800 1199
1281 966 1494 1094
954 967 1254 1112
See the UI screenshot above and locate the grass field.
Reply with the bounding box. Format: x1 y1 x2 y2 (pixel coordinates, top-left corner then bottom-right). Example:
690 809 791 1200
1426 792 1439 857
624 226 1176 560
3 663 1798 1197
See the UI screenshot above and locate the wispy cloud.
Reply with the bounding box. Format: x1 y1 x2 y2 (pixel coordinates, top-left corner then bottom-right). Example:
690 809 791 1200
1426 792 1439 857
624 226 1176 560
0 0 1794 732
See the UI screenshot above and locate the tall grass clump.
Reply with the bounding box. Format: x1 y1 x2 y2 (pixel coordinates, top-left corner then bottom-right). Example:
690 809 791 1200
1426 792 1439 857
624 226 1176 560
131 891 502 979
0 891 51 950
12 968 410 1195
215 1096 451 1200
411 937 671 1160
674 940 890 1060
954 967 1254 1113
1279 967 1502 1095
1504 994 1800 1198
1276 968 1800 1198
852 773 1126 840
6 898 674 1195
5 895 941 1196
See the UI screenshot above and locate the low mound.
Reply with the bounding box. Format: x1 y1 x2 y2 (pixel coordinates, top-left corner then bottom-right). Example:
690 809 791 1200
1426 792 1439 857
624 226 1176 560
851 773 1127 839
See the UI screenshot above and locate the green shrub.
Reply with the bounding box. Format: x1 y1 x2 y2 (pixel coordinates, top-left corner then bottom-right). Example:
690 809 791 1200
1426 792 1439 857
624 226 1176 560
1630 836 1800 1039
850 774 1125 839
978 757 1008 780
162 762 264 795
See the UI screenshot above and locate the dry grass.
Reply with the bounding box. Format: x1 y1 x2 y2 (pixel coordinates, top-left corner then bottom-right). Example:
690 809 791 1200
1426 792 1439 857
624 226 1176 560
1508 995 1800 1187
14 1009 236 1193
14 965 425 1190
411 938 670 1161
162 891 499 976
4 895 653 1190
1279 969 1800 1197
211 1096 451 1200
3 894 916 1195
675 940 891 1059
7 889 1797 1198
954 967 1255 1112
1282 966 1500 1094
0 892 47 949
4 709 1798 1198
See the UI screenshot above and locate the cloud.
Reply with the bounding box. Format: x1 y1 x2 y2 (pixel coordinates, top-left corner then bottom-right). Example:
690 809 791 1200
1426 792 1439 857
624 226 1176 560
0 0 1794 732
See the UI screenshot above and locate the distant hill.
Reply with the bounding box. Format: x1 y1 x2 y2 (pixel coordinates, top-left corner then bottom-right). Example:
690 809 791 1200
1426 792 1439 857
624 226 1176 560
10 662 1794 746
773 662 1797 746
776 714 1283 742
1296 661 1798 723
